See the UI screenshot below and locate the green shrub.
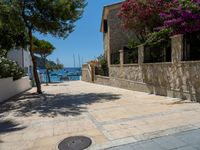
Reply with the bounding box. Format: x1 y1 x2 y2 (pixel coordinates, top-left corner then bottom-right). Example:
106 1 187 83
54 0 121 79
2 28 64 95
0 49 24 80
145 28 171 47
97 55 109 76
128 39 139 49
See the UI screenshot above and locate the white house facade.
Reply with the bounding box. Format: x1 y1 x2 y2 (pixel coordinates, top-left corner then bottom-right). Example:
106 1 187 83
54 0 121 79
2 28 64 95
7 48 33 79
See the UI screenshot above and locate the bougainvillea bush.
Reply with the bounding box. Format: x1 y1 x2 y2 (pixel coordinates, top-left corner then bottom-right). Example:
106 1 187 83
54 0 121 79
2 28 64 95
118 0 174 42
119 0 200 45
0 49 24 80
159 0 200 34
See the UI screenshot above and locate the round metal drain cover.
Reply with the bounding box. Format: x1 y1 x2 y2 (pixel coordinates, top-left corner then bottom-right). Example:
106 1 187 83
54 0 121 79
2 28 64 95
58 136 92 150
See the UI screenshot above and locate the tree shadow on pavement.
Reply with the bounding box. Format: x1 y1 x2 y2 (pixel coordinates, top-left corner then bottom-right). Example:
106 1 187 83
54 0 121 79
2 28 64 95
0 120 26 134
0 92 121 118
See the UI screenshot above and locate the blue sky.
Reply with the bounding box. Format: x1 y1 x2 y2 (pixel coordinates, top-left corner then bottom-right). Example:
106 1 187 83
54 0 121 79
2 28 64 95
34 0 122 67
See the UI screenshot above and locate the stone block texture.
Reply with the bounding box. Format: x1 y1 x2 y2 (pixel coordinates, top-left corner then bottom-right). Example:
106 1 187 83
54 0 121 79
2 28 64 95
93 34 200 102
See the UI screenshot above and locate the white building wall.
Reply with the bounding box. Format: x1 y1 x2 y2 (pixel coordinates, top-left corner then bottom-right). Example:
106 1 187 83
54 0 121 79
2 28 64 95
7 49 23 66
0 77 32 103
7 48 33 78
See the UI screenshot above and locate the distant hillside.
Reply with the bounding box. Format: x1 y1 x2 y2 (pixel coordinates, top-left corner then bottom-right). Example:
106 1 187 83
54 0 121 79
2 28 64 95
35 56 56 69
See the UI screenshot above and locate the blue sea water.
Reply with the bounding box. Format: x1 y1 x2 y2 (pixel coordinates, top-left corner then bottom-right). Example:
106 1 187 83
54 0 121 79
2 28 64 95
38 67 81 83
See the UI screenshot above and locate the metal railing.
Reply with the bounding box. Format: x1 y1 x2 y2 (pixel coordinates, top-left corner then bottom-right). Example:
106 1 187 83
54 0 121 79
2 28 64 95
111 52 120 64
183 31 200 61
144 42 171 63
123 47 138 64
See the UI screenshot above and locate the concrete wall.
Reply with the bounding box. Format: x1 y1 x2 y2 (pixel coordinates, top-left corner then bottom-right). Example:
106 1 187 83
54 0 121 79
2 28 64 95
0 77 32 103
93 35 200 102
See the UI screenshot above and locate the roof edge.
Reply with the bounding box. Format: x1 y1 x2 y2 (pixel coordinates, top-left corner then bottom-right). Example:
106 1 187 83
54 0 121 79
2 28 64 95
100 1 124 32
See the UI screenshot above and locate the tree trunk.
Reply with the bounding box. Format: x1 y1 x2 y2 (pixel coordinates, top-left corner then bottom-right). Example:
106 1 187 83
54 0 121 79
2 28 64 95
47 68 51 83
44 58 48 86
28 28 42 94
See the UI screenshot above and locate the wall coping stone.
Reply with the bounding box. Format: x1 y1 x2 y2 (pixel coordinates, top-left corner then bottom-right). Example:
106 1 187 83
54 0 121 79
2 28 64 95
96 75 110 79
137 44 144 48
170 34 183 39
123 64 139 67
180 60 200 64
142 62 172 65
110 64 121 67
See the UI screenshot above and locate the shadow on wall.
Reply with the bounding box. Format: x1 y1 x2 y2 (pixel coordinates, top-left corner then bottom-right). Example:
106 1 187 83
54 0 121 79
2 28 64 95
0 120 26 134
141 63 200 102
0 92 121 118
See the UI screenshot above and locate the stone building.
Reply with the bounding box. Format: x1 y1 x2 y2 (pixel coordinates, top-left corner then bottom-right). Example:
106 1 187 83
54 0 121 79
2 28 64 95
82 2 200 102
100 2 137 67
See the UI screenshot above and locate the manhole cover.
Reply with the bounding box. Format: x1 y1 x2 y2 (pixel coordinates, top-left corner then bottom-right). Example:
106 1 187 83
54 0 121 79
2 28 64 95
58 136 92 150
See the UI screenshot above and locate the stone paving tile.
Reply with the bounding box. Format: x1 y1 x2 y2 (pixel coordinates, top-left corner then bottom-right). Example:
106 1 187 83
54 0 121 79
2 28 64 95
108 144 134 150
107 129 200 150
107 142 163 150
174 131 200 146
192 144 200 150
134 140 164 150
175 146 199 150
1 81 200 150
152 135 187 150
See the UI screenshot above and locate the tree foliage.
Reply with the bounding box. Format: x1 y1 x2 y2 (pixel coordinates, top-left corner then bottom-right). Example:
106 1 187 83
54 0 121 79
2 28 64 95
145 28 171 46
46 62 64 71
118 0 173 42
0 2 27 52
12 0 86 38
159 0 200 34
33 37 55 84
33 37 55 59
1 0 86 93
119 0 200 47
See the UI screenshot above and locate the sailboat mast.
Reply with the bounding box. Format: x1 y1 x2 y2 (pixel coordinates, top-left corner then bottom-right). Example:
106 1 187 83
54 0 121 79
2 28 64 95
78 54 81 68
73 54 76 68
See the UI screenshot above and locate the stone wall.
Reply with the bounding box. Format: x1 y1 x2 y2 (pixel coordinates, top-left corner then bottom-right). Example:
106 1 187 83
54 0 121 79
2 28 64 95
82 64 94 83
95 75 110 86
94 35 200 102
95 75 149 93
107 9 137 54
110 64 143 82
141 62 200 101
96 62 200 102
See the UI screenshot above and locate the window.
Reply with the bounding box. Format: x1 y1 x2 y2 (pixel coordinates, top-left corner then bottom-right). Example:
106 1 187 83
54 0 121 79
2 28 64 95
103 20 108 33
183 31 200 61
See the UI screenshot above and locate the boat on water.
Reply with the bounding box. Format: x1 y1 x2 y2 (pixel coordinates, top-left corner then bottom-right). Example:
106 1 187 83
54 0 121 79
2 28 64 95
39 68 81 82
51 73 58 76
60 75 69 81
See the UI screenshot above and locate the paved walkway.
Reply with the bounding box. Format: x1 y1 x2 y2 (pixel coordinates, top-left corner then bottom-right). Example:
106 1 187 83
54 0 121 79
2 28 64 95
107 129 200 150
0 81 200 150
